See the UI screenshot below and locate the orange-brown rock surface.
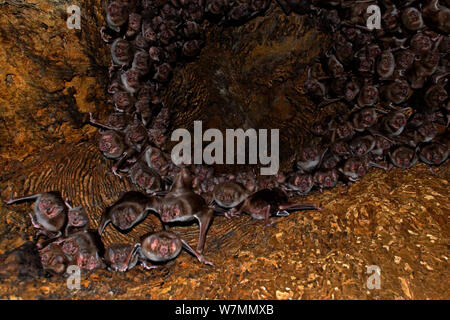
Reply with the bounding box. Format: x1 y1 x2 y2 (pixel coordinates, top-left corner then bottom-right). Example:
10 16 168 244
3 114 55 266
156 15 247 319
0 1 448 300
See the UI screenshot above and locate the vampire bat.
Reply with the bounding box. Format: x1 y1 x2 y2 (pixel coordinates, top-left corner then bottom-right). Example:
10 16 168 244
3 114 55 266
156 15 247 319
132 231 213 270
90 113 148 176
104 243 139 272
313 169 339 191
212 181 249 209
283 172 314 195
64 200 90 236
158 168 214 253
129 161 165 194
296 143 327 172
339 156 388 182
54 230 105 271
418 142 448 166
381 79 411 106
5 191 68 241
371 134 396 160
98 191 160 235
111 38 132 67
389 146 418 169
226 188 320 226
349 135 376 157
351 107 379 132
357 85 379 108
105 0 130 32
379 107 410 137
39 243 68 275
401 7 424 31
377 50 396 79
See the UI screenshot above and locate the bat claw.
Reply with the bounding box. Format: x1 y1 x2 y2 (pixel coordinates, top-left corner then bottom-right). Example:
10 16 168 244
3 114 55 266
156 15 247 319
265 221 276 228
112 168 123 179
199 255 214 266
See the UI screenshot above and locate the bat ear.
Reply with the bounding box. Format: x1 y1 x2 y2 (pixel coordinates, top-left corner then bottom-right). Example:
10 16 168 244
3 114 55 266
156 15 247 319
150 238 159 251
97 209 112 235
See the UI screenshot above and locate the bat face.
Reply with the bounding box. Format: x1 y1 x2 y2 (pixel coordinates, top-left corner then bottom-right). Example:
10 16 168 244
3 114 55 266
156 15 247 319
358 85 379 107
352 107 377 131
314 169 339 189
213 181 249 208
419 143 448 165
372 135 393 155
335 122 354 140
297 145 322 171
390 146 417 169
39 243 67 274
130 164 162 194
111 203 142 230
145 146 169 172
141 232 182 262
385 80 410 105
99 131 125 159
121 69 141 94
126 12 142 36
321 151 340 169
154 63 172 83
342 158 368 180
60 231 104 270
68 207 89 228
107 112 132 130
107 1 129 30
106 244 132 272
287 172 314 194
383 112 407 136
410 33 431 55
395 49 415 70
350 135 376 157
37 195 66 219
415 122 438 143
125 120 148 146
236 171 257 193
132 51 150 74
111 39 132 65
425 85 448 110
76 252 104 271
61 237 80 257
159 199 188 223
111 91 133 113
401 7 424 31
377 50 395 79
